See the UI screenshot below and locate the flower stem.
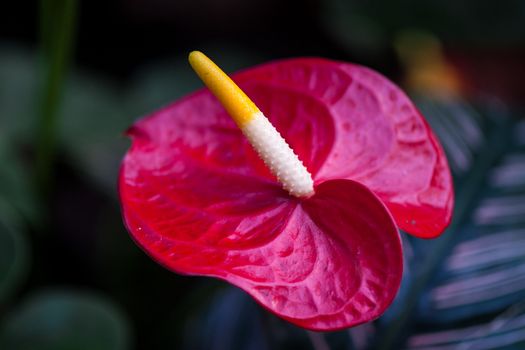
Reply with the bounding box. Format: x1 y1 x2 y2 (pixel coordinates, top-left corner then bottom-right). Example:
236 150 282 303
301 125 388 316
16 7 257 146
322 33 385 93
35 0 77 198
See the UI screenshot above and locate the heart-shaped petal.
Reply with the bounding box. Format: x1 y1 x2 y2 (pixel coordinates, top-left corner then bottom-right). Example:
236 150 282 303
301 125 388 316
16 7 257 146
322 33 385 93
120 154 402 330
118 56 447 330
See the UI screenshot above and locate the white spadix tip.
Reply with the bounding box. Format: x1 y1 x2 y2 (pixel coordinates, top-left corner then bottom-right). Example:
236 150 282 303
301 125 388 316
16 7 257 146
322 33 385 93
243 112 314 197
189 51 315 197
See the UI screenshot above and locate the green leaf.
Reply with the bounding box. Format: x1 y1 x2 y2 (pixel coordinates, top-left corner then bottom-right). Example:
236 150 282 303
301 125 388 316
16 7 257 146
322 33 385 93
0 201 29 305
58 71 129 193
0 45 38 144
0 290 131 350
35 0 78 195
0 135 41 225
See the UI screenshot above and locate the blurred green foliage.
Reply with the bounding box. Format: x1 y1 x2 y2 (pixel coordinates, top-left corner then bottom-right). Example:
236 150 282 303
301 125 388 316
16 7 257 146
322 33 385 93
322 0 525 57
1 0 525 349
0 203 29 306
0 290 129 350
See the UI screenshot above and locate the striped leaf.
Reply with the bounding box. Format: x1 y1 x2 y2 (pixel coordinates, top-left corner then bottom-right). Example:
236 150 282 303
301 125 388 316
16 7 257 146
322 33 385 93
375 97 525 349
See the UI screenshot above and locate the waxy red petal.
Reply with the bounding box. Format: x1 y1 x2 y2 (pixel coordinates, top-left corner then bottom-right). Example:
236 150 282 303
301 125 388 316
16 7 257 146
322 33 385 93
119 57 450 330
120 159 402 330
233 59 453 237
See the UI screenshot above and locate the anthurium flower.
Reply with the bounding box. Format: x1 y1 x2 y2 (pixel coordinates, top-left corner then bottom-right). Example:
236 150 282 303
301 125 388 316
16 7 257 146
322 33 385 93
118 52 453 331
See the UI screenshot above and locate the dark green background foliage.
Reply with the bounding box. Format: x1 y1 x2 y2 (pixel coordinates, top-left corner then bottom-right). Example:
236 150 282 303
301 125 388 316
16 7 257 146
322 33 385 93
0 0 524 349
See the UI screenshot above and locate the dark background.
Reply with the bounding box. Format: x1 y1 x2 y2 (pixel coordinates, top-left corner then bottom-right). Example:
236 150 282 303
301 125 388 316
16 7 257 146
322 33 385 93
1 1 524 349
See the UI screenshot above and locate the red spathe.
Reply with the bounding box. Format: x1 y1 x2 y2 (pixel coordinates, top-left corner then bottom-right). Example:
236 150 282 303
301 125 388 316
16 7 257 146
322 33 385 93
119 58 453 330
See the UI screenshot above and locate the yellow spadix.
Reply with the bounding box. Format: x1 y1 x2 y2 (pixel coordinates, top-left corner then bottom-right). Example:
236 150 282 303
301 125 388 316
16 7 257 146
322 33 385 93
188 51 314 197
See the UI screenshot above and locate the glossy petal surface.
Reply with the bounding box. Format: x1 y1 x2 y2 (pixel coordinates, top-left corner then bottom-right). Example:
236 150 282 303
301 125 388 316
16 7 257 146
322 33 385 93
119 57 450 330
120 164 402 330
232 58 453 237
